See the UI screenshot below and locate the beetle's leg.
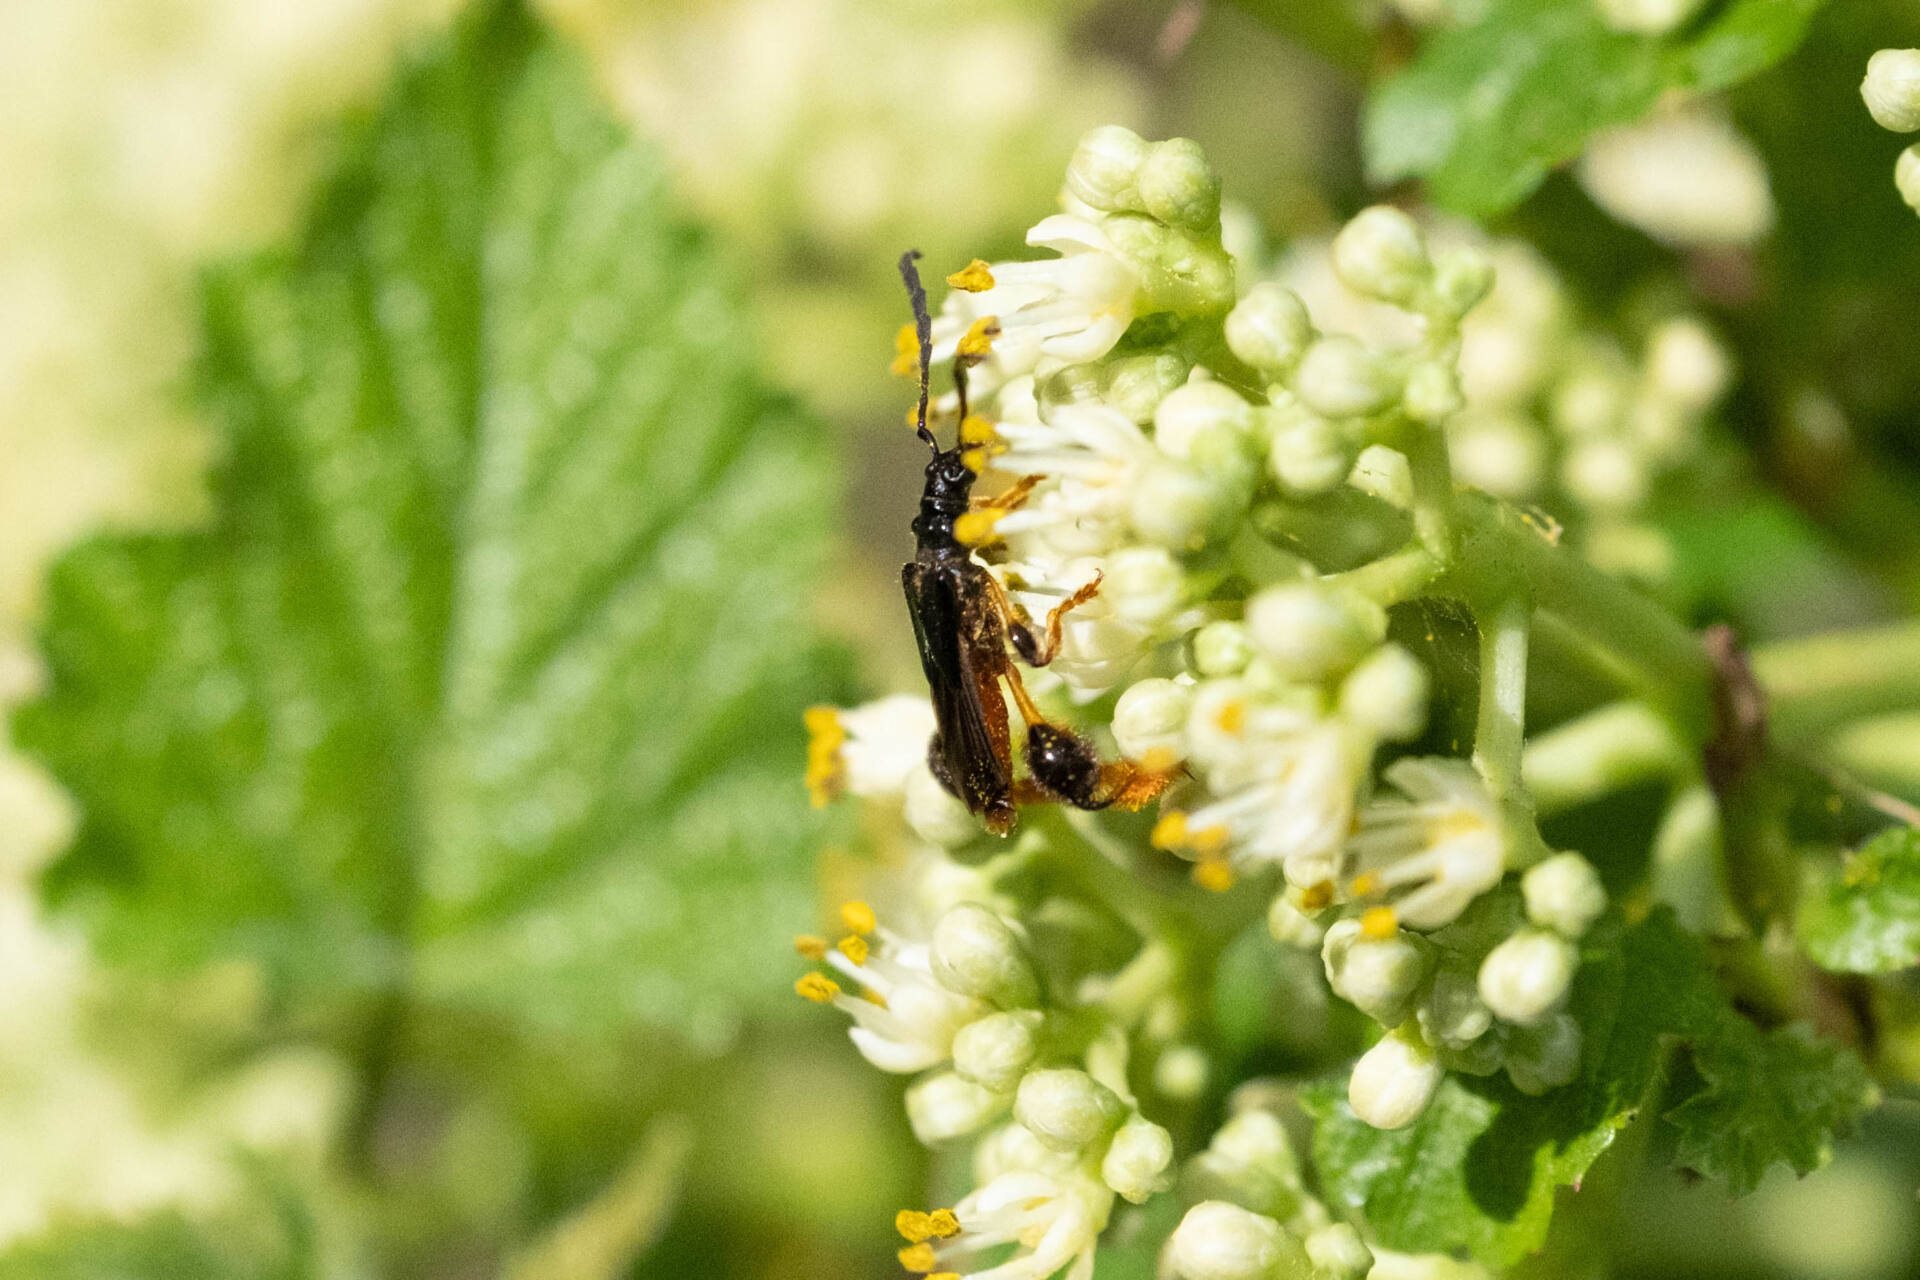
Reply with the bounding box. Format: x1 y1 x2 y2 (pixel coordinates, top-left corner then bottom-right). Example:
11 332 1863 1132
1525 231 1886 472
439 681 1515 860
972 474 1042 513
1003 572 1103 669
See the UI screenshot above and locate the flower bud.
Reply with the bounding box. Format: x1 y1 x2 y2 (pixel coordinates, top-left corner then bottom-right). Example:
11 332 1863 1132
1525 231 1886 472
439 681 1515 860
933 904 1039 1008
1295 336 1401 419
1561 437 1647 512
1339 643 1430 742
905 765 981 849
1266 405 1356 498
1348 1027 1443 1131
1351 444 1414 509
1157 381 1256 460
1105 350 1191 422
951 1010 1043 1092
1103 1113 1176 1202
1168 1202 1311 1280
906 1070 1008 1144
1105 214 1236 318
1155 1044 1209 1099
1431 245 1495 319
1323 918 1434 1028
1014 1067 1125 1152
1331 206 1431 306
1131 457 1239 551
1448 411 1546 499
1066 124 1149 210
973 1120 1053 1183
1521 853 1607 939
1305 1224 1374 1280
1551 363 1626 437
1226 284 1315 373
1899 144 1920 214
1478 928 1578 1026
1139 137 1223 231
1114 677 1192 761
1595 0 1706 36
1193 620 1255 677
1864 48 1920 133
1645 317 1730 412
1246 583 1386 682
1102 545 1186 627
1267 893 1327 949
1505 1012 1582 1095
1185 1110 1306 1221
1402 361 1464 425
1416 966 1492 1050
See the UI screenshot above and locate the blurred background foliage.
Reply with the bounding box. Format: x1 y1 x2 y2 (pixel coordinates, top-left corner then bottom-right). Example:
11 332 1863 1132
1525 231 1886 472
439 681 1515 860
0 1 1917 1278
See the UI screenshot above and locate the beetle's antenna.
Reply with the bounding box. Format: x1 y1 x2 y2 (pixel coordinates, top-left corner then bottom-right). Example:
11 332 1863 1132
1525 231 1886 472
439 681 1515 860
898 250 938 452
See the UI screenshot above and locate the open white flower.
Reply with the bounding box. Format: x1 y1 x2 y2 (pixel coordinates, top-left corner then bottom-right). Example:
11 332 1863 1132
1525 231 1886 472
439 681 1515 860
1346 757 1508 931
986 400 1157 559
795 903 987 1074
804 694 934 807
896 1168 1114 1280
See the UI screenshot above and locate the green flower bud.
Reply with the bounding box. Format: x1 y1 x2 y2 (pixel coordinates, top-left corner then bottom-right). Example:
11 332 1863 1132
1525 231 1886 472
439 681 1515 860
1185 1110 1307 1221
1013 1067 1125 1152
1323 918 1435 1028
1131 457 1240 551
1478 928 1578 1026
952 1010 1043 1092
1348 1026 1442 1131
1863 48 1920 133
1900 144 1920 214
1561 437 1648 512
1139 137 1223 231
1103 1113 1176 1202
1305 1223 1375 1280
932 903 1040 1008
906 1070 1008 1144
1157 381 1256 459
1226 283 1315 373
1645 317 1730 412
1416 965 1493 1050
1521 852 1608 939
1339 643 1430 742
1104 214 1236 318
1066 124 1149 210
1168 1202 1312 1280
1037 361 1107 416
1105 350 1192 422
1194 620 1256 677
1431 245 1495 319
905 765 982 849
1104 545 1186 626
1351 444 1415 509
1246 582 1386 682
1331 206 1431 307
1113 677 1192 761
1504 1012 1582 1095
1448 411 1546 499
1295 335 1401 419
1266 403 1356 498
1402 361 1464 425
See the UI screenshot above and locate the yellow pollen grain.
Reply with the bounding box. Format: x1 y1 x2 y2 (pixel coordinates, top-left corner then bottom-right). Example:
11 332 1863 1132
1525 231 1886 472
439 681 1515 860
839 934 870 966
946 259 996 292
957 316 1000 362
896 1210 934 1243
1194 860 1235 893
1189 823 1229 855
927 1208 961 1239
1348 871 1382 899
959 414 998 446
1359 906 1399 940
842 900 878 935
1215 699 1245 734
960 447 988 476
793 934 828 960
928 1273 961 1280
1150 810 1189 850
954 509 1004 547
795 973 841 1003
1298 880 1335 911
803 706 846 808
1140 746 1177 774
892 322 922 378
898 1243 937 1271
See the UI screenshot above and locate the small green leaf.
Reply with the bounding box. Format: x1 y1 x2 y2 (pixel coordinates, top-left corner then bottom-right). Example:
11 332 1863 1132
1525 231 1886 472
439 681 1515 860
1364 0 1829 216
1797 828 1920 973
1305 910 1870 1264
17 0 841 1048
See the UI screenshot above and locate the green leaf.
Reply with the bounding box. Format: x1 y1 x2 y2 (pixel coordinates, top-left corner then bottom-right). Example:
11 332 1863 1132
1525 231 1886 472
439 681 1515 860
1304 910 1869 1264
16 0 841 1048
1797 828 1920 973
0 1175 313 1280
1364 0 1828 216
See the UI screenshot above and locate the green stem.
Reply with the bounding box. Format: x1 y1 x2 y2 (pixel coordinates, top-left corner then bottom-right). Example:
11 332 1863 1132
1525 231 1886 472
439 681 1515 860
1751 618 1920 746
1325 543 1442 606
1473 593 1532 800
1522 701 1691 817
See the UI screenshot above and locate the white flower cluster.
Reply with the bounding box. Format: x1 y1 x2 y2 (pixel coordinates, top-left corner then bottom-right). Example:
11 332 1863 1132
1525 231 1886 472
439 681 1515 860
802 129 1624 1275
1862 49 1920 215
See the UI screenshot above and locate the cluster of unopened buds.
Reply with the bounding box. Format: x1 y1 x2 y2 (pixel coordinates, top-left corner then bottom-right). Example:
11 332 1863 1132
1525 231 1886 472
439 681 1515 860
1863 47 1920 215
798 126 1640 1279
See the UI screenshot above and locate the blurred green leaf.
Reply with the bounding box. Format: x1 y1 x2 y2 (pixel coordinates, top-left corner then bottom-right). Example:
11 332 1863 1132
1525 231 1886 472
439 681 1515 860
1305 909 1869 1264
0 1173 315 1280
1797 827 1920 973
17 0 840 1050
1364 0 1828 216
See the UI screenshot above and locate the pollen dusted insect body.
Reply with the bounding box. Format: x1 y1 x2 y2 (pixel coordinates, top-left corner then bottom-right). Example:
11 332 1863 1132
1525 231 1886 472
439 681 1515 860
896 250 1171 836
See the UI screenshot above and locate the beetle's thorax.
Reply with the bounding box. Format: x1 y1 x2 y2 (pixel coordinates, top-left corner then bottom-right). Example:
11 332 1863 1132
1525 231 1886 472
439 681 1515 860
912 448 978 551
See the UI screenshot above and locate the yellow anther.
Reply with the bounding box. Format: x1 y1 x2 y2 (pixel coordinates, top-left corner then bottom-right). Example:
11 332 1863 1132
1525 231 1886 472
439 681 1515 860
1215 699 1245 734
804 706 846 808
1298 880 1335 912
927 1209 961 1239
1349 871 1382 899
842 900 878 935
960 447 990 476
862 987 889 1008
959 414 999 447
896 1210 934 1243
1140 746 1178 774
892 322 922 378
794 934 828 960
1189 824 1230 856
946 259 996 292
795 973 841 1003
898 1243 937 1271
954 509 1005 547
1150 810 1190 850
1194 860 1235 893
928 1273 961 1280
839 934 870 965
957 316 1000 363
1359 905 1399 940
